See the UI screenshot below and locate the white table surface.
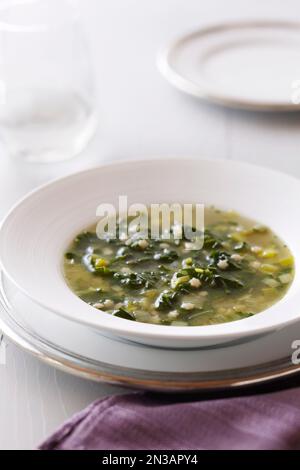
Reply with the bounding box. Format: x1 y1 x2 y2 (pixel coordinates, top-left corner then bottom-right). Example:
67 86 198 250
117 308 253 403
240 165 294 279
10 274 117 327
1 0 300 450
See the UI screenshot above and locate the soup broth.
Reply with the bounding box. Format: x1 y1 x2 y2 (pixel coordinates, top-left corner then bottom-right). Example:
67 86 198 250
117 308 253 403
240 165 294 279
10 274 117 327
64 207 294 326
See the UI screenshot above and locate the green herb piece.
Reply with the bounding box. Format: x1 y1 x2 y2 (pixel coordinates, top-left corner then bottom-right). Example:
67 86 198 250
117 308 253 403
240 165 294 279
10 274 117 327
112 308 136 321
153 250 178 263
154 290 178 311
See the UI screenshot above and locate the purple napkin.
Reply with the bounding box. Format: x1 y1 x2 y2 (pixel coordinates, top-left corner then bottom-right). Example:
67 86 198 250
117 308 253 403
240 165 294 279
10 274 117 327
39 386 300 450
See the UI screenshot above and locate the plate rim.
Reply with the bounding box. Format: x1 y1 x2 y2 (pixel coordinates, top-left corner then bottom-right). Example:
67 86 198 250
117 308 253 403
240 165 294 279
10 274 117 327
0 271 299 392
157 19 300 112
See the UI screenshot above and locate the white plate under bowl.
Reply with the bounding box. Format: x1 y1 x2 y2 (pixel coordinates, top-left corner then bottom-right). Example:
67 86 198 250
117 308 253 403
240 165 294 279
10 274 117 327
158 20 300 111
0 272 300 392
0 158 300 348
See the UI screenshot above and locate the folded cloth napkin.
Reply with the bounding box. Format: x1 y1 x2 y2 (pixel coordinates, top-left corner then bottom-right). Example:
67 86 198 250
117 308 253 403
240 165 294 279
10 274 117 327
40 383 300 450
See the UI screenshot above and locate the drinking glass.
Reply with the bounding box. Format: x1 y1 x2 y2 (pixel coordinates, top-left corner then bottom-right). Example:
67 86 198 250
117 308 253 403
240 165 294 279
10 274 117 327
0 0 97 162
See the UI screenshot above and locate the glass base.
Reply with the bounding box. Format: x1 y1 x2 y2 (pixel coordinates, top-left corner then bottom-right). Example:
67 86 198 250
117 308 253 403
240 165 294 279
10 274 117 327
0 90 98 163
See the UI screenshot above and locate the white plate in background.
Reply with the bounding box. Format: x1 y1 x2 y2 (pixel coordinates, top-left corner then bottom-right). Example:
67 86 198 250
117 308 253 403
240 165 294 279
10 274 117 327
158 21 300 111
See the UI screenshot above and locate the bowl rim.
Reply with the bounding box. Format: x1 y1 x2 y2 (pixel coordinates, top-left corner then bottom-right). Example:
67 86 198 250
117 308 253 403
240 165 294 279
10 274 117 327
0 157 299 342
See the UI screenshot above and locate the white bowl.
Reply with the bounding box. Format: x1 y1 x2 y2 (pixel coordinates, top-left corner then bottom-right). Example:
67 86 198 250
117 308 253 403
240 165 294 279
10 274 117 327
0 158 299 348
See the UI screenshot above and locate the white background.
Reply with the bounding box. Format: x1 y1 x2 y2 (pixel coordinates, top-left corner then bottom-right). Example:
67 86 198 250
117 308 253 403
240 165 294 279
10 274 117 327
1 0 300 449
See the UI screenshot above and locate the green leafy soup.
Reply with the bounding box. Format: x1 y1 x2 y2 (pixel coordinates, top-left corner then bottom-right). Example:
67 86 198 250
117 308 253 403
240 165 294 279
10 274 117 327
63 207 294 326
